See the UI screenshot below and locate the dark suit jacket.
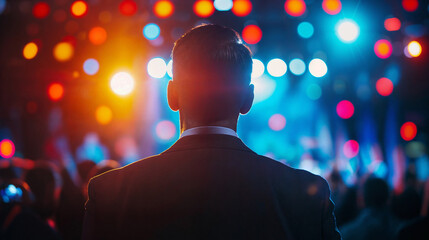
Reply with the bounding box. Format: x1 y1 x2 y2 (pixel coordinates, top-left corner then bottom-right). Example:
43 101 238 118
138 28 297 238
82 134 341 240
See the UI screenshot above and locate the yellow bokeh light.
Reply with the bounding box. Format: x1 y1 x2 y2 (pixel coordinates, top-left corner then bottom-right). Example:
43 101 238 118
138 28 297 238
71 1 88 17
407 41 422 57
95 105 113 125
154 0 174 18
53 42 74 62
194 0 215 17
23 42 38 60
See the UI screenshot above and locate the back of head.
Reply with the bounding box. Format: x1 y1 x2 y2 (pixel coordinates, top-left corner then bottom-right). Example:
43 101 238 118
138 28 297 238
171 24 253 123
363 177 389 208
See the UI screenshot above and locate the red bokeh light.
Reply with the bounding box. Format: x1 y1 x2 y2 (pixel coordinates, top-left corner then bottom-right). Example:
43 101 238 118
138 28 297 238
336 100 354 119
374 39 392 59
400 122 417 141
268 114 287 131
48 83 64 101
384 17 401 31
322 0 342 15
193 0 215 18
0 139 15 159
343 140 359 158
232 0 252 17
119 0 137 16
242 25 262 45
33 2 50 19
402 0 418 12
284 0 306 17
376 77 394 96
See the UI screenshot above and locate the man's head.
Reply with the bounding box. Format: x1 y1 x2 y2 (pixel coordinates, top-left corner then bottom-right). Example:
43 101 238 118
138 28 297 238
168 24 254 128
363 177 389 208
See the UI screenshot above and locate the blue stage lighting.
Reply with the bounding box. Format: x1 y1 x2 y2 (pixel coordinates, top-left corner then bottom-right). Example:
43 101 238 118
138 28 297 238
297 22 314 39
335 19 359 43
143 23 161 40
289 58 306 75
214 0 233 11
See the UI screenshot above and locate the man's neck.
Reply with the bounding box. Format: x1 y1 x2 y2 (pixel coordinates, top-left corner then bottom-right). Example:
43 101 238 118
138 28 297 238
180 116 237 134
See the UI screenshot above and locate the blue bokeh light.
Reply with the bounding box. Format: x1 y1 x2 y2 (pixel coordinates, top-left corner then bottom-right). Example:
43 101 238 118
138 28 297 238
0 0 6 15
297 22 314 39
214 0 233 11
143 23 161 40
83 58 100 75
289 58 306 75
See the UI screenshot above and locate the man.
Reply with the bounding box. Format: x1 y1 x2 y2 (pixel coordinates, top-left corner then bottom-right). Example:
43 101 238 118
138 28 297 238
82 24 341 240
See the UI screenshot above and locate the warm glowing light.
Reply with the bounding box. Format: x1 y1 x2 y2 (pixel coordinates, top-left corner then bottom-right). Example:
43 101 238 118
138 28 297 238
48 83 64 101
269 114 286 131
23 42 38 60
374 39 392 59
376 77 394 96
289 58 306 75
83 58 99 75
95 105 113 125
119 0 137 16
89 26 107 45
297 22 314 39
267 59 287 77
214 0 233 11
400 122 417 141
33 2 50 19
284 0 306 17
322 0 341 15
231 0 252 17
110 72 135 96
251 59 264 79
147 58 167 78
71 1 88 18
402 0 418 12
153 0 174 18
53 42 74 62
343 140 359 158
0 139 15 158
335 19 359 43
242 25 262 45
143 23 160 40
384 17 401 31
336 100 354 119
156 120 176 140
194 0 215 18
309 58 328 78
407 41 422 57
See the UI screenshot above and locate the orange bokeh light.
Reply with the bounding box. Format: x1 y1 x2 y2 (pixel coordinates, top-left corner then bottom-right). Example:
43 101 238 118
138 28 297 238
384 17 401 31
284 0 306 17
0 139 15 158
242 25 262 45
194 0 215 18
53 42 74 62
374 39 392 59
71 1 88 18
153 0 174 18
95 105 113 125
89 26 107 45
231 0 252 17
322 0 341 15
48 83 64 101
23 42 38 60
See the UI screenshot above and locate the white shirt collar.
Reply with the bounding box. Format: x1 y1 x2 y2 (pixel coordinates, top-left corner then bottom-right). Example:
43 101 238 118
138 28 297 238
180 126 238 138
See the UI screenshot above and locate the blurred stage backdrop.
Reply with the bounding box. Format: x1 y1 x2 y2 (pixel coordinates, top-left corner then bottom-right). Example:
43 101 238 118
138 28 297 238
0 0 428 188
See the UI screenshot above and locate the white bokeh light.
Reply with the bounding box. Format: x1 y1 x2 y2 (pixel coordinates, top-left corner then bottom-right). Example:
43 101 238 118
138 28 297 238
335 19 360 43
309 58 328 78
110 72 135 96
267 58 287 77
251 59 265 79
166 59 173 78
147 57 167 78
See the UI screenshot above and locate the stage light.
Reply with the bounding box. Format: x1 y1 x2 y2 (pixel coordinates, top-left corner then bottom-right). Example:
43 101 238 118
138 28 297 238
322 0 341 15
156 120 176 140
0 0 6 15
376 77 394 96
251 59 264 79
297 22 314 39
289 58 305 75
269 114 286 131
335 19 359 43
374 39 392 59
242 25 262 45
343 140 359 158
166 60 173 78
147 58 167 78
0 139 15 158
306 83 322 100
400 122 417 141
154 0 174 18
214 0 233 11
53 42 74 62
71 1 88 18
407 41 422 57
284 0 306 17
23 42 38 60
194 0 215 18
119 0 137 16
384 17 401 31
143 23 160 40
89 27 107 45
95 105 113 125
83 58 99 75
336 100 354 119
33 2 50 19
309 58 327 78
402 0 418 12
267 59 287 77
110 72 135 96
231 0 252 17
252 76 276 103
48 83 64 101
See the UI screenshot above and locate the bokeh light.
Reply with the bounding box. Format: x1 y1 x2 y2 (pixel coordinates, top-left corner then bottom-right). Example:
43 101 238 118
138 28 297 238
284 0 306 17
407 41 422 57
376 77 394 96
89 26 107 45
156 120 176 140
322 0 342 15
194 0 215 18
242 25 262 44
267 58 287 77
343 140 359 158
402 0 418 12
119 0 137 16
336 100 354 119
143 23 161 40
154 0 174 18
53 42 74 62
289 58 306 75
252 76 276 103
269 114 286 131
335 19 359 43
147 58 167 78
33 2 50 19
309 58 327 78
83 58 100 75
374 39 392 59
306 83 322 100
400 122 417 141
214 0 233 11
231 0 252 17
0 139 15 158
95 105 113 125
48 83 64 101
166 60 173 78
251 59 264 79
70 1 88 18
297 22 314 39
110 72 135 96
23 42 38 60
384 17 401 31
0 0 6 15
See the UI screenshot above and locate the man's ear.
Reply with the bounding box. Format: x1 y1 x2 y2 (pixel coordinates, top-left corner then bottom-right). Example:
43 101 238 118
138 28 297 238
240 84 254 115
167 80 179 111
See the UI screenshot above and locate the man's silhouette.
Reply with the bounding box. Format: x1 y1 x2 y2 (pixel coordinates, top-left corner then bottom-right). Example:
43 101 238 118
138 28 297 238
82 24 341 240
